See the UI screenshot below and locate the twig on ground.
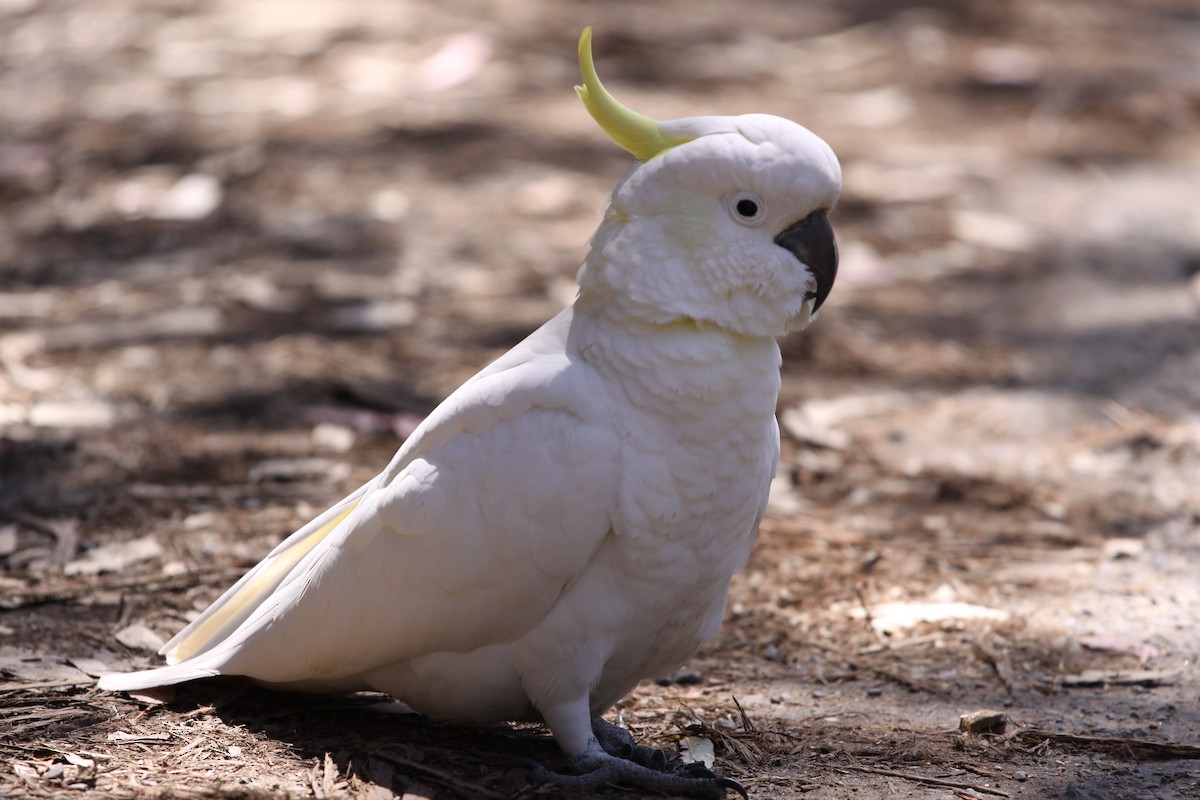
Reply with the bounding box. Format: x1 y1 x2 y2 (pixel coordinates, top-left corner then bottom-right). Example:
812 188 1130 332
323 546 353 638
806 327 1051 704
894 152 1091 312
732 695 757 733
854 587 878 637
1012 729 1200 760
834 764 1011 797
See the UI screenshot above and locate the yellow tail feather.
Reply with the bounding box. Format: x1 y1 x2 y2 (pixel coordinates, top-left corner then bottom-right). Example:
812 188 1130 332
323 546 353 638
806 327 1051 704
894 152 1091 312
166 501 360 663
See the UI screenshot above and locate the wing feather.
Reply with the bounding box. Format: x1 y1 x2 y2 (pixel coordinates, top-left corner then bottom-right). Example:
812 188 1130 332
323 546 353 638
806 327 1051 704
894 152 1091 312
112 308 621 689
162 493 366 663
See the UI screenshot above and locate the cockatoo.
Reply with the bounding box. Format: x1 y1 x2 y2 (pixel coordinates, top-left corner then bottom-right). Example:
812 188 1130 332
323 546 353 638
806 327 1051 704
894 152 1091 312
100 28 840 799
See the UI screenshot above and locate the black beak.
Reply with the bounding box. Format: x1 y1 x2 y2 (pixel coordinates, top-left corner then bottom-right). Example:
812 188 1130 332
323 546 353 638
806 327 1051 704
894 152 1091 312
774 210 838 312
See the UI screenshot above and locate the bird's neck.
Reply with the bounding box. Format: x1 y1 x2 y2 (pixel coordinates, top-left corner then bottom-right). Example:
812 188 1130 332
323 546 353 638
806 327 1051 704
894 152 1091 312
567 297 783 417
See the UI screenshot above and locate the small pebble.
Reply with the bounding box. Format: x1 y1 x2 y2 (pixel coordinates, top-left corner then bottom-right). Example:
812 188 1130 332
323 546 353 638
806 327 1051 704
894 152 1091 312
762 645 780 661
959 709 1008 735
1014 771 1029 782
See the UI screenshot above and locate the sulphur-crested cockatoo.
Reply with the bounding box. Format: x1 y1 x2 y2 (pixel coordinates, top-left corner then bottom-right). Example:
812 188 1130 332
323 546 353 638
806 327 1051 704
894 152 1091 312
100 28 839 799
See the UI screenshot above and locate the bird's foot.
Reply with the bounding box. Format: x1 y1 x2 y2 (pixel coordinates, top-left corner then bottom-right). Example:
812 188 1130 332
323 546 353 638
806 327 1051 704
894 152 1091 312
591 715 668 771
529 745 747 799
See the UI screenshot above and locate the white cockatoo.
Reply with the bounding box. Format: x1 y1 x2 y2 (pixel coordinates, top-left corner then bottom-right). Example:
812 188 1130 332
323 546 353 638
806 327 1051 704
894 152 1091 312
100 28 840 798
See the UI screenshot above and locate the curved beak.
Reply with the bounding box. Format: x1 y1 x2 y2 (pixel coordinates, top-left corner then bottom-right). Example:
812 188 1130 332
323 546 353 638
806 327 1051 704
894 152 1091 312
774 210 838 312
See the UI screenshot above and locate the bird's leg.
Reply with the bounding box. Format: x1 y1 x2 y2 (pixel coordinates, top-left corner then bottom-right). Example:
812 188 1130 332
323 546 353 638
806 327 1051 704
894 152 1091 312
532 700 746 799
591 714 668 770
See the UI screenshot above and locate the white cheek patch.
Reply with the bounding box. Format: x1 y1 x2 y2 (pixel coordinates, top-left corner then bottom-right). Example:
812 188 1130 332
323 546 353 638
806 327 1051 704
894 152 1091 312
784 298 818 334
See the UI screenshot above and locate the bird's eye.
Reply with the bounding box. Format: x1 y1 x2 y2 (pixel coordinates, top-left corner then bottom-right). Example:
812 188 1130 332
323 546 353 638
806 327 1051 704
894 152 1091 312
724 192 766 226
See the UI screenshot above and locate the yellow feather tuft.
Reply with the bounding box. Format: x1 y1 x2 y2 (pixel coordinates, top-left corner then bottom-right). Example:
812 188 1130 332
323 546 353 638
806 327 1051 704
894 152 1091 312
575 27 690 162
166 500 361 663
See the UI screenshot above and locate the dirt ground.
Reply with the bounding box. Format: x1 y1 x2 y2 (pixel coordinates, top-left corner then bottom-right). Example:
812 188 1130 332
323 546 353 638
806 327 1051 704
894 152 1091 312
2 0 1199 798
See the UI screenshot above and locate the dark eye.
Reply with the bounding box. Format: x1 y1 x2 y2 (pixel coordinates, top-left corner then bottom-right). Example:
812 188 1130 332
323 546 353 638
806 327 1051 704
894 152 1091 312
725 191 766 226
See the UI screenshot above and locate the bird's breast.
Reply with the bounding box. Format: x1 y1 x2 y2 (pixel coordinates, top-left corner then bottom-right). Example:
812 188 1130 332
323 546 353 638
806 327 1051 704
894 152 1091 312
571 324 781 691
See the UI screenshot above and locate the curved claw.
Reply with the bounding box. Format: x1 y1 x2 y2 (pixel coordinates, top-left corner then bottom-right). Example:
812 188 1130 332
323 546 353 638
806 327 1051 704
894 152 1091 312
679 762 748 799
716 776 750 800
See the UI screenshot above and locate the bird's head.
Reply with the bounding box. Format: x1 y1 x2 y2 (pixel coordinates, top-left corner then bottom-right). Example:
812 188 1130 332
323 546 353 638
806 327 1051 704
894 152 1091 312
575 28 841 338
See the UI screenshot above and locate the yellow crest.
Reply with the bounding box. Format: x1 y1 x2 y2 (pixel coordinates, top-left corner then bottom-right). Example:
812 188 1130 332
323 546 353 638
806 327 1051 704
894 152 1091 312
576 28 691 162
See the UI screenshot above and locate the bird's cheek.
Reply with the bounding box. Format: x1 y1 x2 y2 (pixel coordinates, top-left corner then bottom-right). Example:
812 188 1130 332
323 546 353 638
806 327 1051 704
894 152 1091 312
770 263 820 333
784 299 818 333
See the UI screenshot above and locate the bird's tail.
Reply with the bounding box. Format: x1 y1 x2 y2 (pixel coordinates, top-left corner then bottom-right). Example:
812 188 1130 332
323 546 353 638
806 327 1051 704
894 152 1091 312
97 663 219 692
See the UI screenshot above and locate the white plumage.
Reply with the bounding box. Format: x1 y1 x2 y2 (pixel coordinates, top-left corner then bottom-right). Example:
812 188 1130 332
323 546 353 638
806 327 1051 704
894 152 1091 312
100 28 840 795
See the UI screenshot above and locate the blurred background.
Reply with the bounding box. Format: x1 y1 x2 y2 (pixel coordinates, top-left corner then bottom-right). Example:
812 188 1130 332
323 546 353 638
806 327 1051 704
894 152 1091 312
1 1 1198 798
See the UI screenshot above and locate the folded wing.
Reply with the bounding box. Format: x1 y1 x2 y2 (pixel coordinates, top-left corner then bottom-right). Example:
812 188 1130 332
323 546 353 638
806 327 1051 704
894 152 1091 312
101 309 620 691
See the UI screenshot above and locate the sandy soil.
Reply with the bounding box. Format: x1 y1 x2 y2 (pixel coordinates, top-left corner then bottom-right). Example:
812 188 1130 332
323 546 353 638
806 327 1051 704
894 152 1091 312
2 0 1199 798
